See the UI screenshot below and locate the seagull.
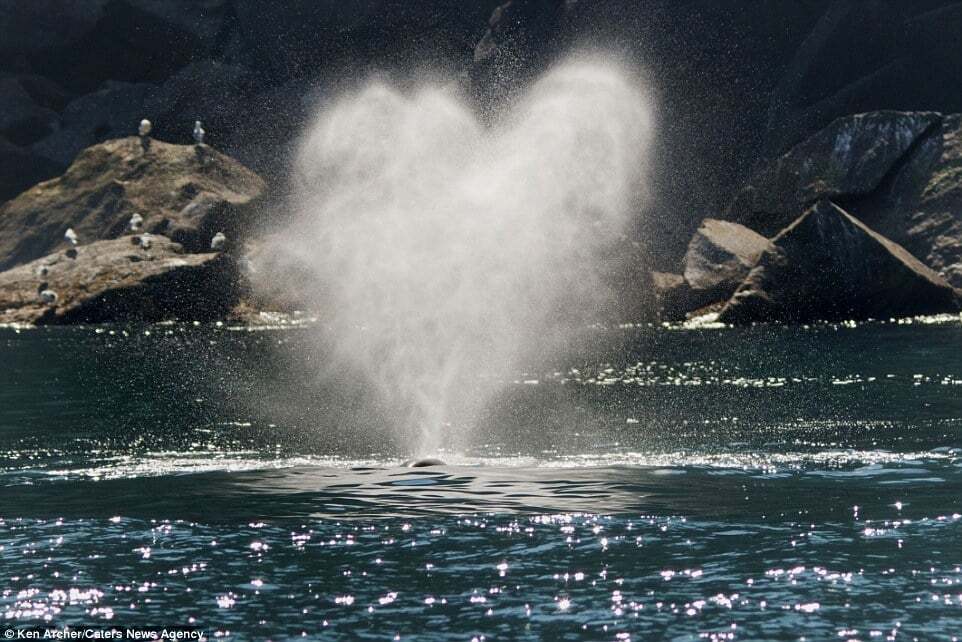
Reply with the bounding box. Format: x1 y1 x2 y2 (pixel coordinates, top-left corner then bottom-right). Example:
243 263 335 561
64 228 78 246
138 233 152 250
39 289 58 305
210 232 226 251
129 213 143 231
138 119 152 137
193 120 205 145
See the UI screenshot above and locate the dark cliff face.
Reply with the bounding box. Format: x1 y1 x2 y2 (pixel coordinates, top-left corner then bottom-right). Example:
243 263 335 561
4 1 962 269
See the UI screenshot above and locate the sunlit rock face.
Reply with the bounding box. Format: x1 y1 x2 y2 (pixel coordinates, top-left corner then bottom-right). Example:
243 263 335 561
0 235 236 325
0 137 265 271
719 200 961 325
262 56 654 453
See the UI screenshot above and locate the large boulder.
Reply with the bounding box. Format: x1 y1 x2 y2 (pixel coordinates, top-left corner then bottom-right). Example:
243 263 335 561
729 110 962 289
0 136 265 271
0 235 237 325
651 219 772 321
729 111 941 236
719 200 961 324
683 218 772 301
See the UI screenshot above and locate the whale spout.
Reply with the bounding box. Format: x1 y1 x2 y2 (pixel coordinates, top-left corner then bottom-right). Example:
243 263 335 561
402 458 446 468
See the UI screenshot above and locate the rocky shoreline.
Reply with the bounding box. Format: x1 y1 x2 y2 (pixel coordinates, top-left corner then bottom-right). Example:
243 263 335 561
655 110 962 324
0 110 961 327
1 2 961 327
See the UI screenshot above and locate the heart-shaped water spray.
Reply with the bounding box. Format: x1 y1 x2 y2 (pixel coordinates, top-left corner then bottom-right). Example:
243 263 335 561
266 54 654 457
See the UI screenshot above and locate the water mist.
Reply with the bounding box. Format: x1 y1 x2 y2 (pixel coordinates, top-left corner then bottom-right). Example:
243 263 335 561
267 55 654 456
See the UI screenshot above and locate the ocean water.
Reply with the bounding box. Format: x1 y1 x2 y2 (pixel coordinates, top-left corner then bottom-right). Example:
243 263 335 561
1 318 961 640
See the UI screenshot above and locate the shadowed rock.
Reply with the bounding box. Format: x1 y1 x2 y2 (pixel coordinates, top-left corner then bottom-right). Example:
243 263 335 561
651 271 694 322
0 136 265 271
0 0 229 94
729 110 962 288
729 111 941 236
0 136 63 203
31 82 155 166
867 114 962 288
652 220 771 321
0 75 61 147
0 235 236 325
719 200 961 324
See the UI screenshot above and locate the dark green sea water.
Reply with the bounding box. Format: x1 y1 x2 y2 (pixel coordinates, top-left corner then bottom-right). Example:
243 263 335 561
1 318 961 640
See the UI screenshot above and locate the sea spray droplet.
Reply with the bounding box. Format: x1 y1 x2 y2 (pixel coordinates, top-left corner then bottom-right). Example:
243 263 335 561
264 54 654 451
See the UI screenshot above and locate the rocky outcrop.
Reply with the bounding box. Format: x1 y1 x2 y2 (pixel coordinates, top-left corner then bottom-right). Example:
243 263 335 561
729 111 941 236
651 271 694 322
652 219 771 321
728 110 962 289
870 114 962 289
719 201 961 324
683 219 772 301
0 136 265 271
0 235 237 325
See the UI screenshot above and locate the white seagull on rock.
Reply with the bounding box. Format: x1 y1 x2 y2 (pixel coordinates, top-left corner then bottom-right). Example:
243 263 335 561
64 228 78 246
129 213 143 231
193 120 205 145
39 289 58 305
210 232 226 251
